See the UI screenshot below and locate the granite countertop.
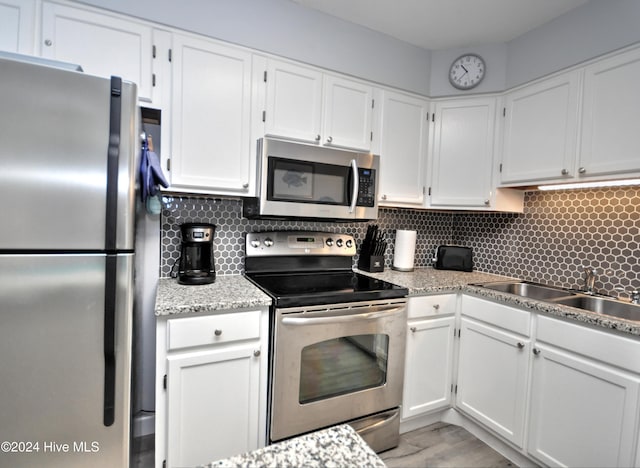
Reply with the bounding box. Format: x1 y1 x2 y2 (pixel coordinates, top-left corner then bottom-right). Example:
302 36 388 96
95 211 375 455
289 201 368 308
155 268 640 336
362 267 640 337
204 424 385 468
155 275 272 316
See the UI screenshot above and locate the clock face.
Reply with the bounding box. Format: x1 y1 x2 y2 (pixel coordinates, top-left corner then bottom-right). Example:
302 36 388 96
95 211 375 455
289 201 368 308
449 54 486 90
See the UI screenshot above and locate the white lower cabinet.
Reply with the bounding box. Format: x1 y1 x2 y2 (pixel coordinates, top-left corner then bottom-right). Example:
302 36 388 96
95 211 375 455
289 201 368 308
156 308 268 468
456 316 530 447
402 295 457 420
527 315 640 468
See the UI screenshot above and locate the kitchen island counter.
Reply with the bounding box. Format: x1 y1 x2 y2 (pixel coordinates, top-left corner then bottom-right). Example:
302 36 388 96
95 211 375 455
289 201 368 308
155 276 272 316
205 424 385 468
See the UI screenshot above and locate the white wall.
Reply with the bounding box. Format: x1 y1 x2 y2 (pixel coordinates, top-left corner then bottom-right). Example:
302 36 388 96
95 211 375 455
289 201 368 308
505 0 640 88
72 0 433 95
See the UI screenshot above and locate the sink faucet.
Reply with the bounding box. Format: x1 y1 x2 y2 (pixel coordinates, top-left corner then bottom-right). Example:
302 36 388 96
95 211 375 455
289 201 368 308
583 267 597 295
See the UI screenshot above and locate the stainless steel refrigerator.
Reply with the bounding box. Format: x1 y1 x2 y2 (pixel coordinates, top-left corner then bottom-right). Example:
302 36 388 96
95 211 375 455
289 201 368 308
0 54 138 467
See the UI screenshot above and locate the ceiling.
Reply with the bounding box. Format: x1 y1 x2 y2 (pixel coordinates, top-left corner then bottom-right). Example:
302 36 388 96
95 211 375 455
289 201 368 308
289 0 590 50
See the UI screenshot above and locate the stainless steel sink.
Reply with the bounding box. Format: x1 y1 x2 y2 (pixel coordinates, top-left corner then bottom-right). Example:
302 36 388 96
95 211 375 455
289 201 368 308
553 295 640 321
477 281 576 301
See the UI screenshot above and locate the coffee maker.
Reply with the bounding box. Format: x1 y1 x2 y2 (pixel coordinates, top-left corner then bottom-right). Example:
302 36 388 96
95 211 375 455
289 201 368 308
178 223 216 285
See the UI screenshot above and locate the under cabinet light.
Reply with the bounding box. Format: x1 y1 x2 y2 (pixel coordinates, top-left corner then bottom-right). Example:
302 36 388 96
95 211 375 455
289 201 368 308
538 178 640 191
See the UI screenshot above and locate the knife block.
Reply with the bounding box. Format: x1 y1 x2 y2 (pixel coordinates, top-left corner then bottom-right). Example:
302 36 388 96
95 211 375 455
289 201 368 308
358 254 384 273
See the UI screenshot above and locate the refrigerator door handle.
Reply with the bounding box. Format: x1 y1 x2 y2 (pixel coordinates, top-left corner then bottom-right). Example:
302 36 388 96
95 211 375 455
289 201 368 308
103 76 122 427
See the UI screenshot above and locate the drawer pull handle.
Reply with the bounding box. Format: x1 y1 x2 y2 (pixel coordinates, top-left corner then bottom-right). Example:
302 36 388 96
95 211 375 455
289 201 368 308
517 342 525 349
214 329 222 336
410 327 417 333
533 347 541 356
253 349 261 357
433 304 440 311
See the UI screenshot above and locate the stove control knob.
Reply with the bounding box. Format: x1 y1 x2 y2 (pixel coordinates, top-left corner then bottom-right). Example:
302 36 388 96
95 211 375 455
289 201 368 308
326 238 334 247
263 238 274 247
346 239 353 248
250 239 261 248
336 239 343 248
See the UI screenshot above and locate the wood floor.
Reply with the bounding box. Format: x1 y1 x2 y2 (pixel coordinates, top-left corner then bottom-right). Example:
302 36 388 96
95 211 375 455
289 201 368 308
380 422 516 468
133 422 516 467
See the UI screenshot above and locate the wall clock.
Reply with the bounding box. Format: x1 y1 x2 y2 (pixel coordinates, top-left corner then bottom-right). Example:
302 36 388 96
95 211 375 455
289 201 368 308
449 53 486 90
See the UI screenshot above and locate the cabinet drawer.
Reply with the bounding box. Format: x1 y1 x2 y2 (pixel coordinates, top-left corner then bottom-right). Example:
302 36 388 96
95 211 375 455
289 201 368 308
408 294 457 319
537 315 640 373
461 295 531 336
167 310 261 350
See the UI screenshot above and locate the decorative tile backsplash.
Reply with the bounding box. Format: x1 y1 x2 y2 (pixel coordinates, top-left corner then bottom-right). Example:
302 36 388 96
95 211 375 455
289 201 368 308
160 186 639 297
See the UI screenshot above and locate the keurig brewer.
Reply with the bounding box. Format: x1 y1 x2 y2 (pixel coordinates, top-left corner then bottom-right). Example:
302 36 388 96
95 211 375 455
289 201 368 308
178 223 216 285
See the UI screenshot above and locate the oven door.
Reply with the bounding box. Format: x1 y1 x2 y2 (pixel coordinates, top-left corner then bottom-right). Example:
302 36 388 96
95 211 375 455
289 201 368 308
270 299 407 442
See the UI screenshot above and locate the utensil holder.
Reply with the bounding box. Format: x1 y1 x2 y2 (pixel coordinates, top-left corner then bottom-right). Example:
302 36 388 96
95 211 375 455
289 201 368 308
358 254 384 273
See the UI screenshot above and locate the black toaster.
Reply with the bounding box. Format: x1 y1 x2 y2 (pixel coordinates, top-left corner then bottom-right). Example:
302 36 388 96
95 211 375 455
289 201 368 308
434 245 473 272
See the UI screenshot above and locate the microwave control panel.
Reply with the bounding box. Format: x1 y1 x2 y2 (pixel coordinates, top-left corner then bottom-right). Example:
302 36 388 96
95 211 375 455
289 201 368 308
356 168 376 207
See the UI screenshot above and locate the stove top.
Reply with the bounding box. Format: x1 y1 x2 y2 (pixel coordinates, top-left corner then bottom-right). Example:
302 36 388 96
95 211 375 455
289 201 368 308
244 231 408 308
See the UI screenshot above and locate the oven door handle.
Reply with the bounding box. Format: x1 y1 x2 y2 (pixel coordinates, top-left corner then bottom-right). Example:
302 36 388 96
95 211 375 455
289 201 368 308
281 306 404 326
348 158 359 214
352 408 399 436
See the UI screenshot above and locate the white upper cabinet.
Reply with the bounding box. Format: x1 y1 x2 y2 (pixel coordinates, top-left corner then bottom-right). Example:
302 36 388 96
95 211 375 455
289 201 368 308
500 70 581 185
0 0 35 54
40 2 154 103
579 46 640 178
322 74 373 150
428 97 496 208
168 34 253 195
263 59 373 151
264 60 323 143
378 90 429 206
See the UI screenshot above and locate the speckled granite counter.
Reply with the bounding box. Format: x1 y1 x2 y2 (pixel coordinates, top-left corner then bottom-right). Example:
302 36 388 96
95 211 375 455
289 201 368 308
155 276 272 316
205 424 385 468
361 268 516 295
362 267 640 337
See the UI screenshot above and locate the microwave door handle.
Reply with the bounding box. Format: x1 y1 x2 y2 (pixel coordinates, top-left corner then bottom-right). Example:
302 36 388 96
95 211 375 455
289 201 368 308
349 159 359 213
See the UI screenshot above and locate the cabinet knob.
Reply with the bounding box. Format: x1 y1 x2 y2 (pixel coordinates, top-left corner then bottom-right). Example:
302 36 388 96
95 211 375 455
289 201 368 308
433 304 440 311
533 347 541 355
214 329 222 336
561 169 569 175
517 342 525 349
381 194 387 200
44 39 53 47
315 134 321 141
578 167 587 174
484 199 490 206
253 349 261 357
242 183 249 189
326 136 333 143
410 327 417 333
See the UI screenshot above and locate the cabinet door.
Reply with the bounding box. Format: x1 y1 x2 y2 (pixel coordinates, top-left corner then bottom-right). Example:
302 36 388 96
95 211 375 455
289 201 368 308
170 34 252 193
378 90 429 205
429 98 495 208
264 59 323 143
501 71 580 184
40 2 153 102
166 344 261 467
322 75 373 151
528 344 640 468
0 0 34 54
456 317 529 447
580 47 640 177
402 316 455 420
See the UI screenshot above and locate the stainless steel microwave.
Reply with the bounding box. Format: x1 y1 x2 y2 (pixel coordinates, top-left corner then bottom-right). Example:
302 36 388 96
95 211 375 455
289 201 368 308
243 138 379 221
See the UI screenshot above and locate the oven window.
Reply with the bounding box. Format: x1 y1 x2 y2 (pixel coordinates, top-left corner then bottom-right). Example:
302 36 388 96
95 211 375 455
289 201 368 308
299 334 388 404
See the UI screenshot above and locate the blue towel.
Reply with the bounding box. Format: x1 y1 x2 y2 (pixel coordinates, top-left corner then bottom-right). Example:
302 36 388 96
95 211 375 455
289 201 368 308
140 137 169 203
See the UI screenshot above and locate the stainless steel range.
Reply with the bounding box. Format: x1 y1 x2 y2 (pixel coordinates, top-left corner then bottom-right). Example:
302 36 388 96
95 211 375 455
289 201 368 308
244 231 408 453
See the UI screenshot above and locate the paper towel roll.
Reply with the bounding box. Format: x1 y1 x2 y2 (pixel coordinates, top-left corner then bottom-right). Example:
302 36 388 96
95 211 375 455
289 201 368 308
392 230 417 271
